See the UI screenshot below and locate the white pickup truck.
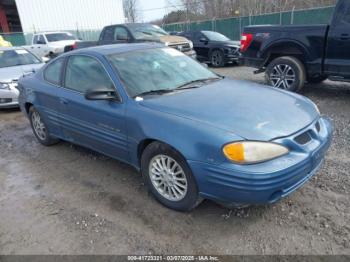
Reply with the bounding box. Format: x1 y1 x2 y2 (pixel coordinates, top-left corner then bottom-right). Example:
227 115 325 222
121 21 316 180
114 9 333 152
26 32 79 59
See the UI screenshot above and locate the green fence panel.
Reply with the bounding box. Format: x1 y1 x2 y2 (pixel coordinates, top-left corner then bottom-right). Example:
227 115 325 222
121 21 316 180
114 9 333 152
163 5 336 40
1 33 26 46
292 6 334 24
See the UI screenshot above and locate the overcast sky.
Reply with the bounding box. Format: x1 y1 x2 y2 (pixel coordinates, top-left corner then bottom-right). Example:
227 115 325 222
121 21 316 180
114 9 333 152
139 0 175 22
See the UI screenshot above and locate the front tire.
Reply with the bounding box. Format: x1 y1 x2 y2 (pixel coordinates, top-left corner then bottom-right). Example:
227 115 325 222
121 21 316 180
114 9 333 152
29 107 59 146
265 56 306 92
210 49 225 67
141 142 202 211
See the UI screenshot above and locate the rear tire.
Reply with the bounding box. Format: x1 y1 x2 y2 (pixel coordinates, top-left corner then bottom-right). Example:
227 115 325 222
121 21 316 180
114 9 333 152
141 142 202 211
29 107 59 146
265 56 306 92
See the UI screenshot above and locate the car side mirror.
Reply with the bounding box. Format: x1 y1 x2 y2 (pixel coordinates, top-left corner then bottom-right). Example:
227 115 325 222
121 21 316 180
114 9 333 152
41 57 50 63
85 87 120 101
199 37 208 43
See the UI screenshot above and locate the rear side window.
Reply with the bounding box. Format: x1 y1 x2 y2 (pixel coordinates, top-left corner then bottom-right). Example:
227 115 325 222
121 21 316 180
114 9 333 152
64 55 114 93
44 58 64 85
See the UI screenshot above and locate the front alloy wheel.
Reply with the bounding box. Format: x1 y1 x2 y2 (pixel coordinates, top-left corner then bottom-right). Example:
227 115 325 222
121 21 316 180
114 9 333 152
141 142 201 211
211 50 225 67
149 155 188 201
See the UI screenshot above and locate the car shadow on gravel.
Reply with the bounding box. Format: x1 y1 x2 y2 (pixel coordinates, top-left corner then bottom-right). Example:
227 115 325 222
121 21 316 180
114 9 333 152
0 108 21 114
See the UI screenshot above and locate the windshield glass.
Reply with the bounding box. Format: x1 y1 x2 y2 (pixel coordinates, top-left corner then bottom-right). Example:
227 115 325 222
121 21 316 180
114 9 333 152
45 33 76 42
108 48 218 98
0 49 41 68
202 31 230 41
128 24 168 40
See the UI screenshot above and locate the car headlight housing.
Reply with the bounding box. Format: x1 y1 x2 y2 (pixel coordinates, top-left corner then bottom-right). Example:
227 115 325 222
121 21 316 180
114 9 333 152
188 40 193 49
0 83 10 90
223 141 289 164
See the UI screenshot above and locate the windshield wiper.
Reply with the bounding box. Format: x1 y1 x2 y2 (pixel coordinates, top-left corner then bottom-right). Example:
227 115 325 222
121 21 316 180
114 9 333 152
134 89 174 98
175 77 222 90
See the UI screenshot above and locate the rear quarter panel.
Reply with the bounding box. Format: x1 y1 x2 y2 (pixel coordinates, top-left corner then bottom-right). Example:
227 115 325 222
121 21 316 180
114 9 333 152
243 25 328 74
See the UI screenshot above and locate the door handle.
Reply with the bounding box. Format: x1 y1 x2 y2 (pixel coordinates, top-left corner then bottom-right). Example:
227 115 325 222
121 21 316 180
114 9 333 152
59 98 68 105
340 34 349 40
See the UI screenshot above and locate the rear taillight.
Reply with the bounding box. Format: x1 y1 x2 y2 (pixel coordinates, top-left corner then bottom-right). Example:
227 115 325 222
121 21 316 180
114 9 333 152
72 42 78 49
240 33 253 52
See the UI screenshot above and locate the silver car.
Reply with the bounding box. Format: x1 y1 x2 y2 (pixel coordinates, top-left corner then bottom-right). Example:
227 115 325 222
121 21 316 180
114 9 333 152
0 47 44 108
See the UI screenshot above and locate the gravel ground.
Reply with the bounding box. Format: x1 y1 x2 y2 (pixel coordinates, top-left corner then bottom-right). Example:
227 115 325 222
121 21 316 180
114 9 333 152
0 66 349 255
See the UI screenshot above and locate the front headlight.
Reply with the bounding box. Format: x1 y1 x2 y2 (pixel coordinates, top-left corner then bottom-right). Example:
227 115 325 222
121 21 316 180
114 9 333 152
223 141 289 164
188 40 193 49
0 83 10 90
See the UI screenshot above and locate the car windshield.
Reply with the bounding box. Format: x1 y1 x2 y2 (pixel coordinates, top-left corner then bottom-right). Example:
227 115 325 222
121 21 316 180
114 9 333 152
108 47 219 98
0 49 41 68
45 33 76 42
128 24 168 40
202 31 230 41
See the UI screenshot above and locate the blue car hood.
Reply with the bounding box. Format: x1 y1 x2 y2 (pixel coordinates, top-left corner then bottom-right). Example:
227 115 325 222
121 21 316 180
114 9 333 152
139 78 318 141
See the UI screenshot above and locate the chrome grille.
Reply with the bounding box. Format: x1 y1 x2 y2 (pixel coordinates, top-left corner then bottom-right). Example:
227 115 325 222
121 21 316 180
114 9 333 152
168 43 191 53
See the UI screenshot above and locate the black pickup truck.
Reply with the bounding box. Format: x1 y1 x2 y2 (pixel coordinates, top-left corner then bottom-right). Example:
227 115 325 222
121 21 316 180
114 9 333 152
240 0 350 92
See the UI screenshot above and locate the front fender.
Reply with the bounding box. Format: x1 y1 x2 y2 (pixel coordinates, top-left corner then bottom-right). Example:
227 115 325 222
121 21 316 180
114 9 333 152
126 102 243 169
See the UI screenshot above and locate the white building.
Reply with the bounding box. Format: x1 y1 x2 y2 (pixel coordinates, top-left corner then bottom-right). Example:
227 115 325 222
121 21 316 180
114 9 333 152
0 0 125 33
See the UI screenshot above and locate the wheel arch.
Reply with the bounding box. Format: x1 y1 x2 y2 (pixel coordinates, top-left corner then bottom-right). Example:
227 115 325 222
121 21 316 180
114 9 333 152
262 40 309 69
137 138 186 167
24 102 33 115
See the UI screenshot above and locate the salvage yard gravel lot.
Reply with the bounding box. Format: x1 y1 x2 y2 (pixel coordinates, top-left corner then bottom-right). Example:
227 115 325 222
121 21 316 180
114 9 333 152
0 66 349 255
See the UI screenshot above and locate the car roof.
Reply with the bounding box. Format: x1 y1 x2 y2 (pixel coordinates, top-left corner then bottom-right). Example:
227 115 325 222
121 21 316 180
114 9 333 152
34 32 70 35
68 43 165 56
0 46 27 51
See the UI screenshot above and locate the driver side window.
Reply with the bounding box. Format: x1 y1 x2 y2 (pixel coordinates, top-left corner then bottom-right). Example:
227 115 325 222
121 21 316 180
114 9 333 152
65 55 115 94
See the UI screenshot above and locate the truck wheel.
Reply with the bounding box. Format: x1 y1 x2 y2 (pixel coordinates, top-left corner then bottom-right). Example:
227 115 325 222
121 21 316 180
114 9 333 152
210 50 225 67
265 56 306 92
141 141 202 211
307 75 327 84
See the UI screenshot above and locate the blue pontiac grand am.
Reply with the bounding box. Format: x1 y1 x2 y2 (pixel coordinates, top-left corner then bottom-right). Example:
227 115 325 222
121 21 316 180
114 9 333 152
18 43 333 211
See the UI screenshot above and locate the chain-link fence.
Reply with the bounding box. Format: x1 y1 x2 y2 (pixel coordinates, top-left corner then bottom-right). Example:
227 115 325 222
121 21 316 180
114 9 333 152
163 5 335 40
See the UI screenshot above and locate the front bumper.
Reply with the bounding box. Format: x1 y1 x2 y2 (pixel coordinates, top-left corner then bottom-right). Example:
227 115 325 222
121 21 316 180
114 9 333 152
224 54 240 63
0 85 19 108
189 117 333 205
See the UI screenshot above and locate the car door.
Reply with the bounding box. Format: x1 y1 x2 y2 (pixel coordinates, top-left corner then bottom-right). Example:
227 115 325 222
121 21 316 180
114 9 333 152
193 32 210 61
37 57 66 137
325 0 350 79
35 34 48 57
58 54 129 161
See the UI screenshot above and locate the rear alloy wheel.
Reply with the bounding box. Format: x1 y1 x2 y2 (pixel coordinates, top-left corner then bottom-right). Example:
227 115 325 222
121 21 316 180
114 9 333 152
210 50 225 67
266 56 306 92
29 107 59 146
141 142 202 211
